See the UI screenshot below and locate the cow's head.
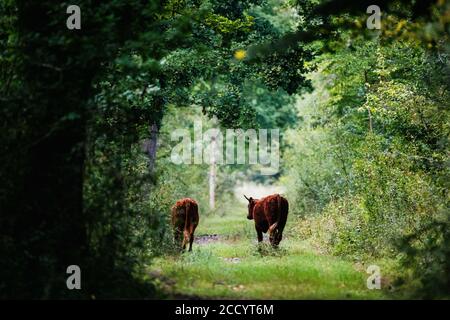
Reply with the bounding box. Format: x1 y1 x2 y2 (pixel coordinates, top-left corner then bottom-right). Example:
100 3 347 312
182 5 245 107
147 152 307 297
244 195 256 220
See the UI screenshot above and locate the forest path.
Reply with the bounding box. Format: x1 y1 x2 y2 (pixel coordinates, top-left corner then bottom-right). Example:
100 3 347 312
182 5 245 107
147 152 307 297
147 193 389 299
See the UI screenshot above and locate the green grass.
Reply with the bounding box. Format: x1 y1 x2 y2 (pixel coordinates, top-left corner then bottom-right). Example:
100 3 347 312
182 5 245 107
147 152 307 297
148 203 391 299
195 209 254 238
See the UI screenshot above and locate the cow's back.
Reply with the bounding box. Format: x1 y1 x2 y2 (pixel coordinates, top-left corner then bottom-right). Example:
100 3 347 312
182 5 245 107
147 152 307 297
262 194 288 231
171 198 199 231
171 198 199 251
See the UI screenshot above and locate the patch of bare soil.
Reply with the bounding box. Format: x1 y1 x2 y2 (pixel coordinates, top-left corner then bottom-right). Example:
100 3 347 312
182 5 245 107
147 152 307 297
195 234 220 244
223 257 241 263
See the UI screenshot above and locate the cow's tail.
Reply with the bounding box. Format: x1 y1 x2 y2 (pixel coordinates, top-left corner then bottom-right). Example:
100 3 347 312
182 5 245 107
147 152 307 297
184 200 191 234
269 194 282 234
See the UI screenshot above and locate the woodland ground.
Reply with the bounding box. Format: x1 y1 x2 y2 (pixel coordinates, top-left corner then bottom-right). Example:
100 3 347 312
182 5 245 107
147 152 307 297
147 196 395 300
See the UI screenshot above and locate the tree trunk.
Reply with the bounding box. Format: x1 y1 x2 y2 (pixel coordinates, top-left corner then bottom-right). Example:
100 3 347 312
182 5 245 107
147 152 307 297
368 107 373 132
209 135 216 210
146 122 159 172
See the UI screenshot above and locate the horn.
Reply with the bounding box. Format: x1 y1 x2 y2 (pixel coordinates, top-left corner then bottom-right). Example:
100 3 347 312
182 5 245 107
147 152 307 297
243 194 250 201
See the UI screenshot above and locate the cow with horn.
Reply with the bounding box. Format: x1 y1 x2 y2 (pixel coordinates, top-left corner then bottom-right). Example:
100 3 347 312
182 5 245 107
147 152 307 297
244 194 288 246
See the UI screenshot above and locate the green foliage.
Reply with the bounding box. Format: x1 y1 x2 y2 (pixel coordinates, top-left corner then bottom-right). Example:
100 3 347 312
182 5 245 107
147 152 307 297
204 13 254 34
283 22 449 297
1 0 448 300
399 212 450 299
1 0 170 298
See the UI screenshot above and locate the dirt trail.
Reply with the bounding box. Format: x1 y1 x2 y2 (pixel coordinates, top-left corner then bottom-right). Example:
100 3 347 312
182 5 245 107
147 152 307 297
195 234 221 244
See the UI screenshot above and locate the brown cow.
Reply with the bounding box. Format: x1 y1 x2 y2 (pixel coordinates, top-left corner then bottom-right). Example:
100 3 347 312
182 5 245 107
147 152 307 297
244 194 288 246
171 198 199 251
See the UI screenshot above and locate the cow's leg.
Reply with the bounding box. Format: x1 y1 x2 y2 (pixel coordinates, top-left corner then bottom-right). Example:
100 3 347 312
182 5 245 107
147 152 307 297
182 230 190 251
188 233 194 252
181 234 186 251
256 228 263 243
269 230 275 246
276 232 283 246
174 228 183 249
